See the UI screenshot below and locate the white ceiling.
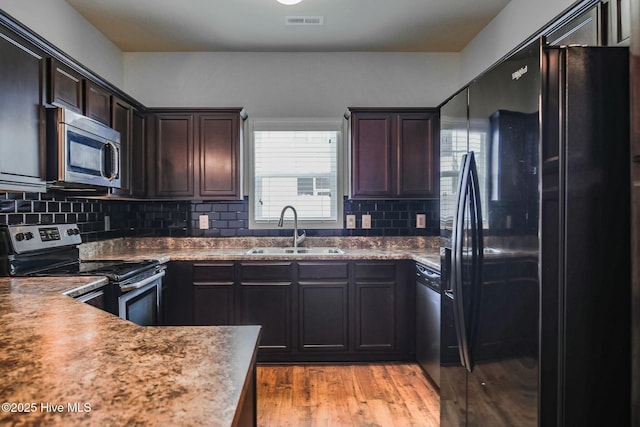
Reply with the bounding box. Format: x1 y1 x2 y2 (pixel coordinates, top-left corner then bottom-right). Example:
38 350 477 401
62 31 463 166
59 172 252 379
64 0 511 52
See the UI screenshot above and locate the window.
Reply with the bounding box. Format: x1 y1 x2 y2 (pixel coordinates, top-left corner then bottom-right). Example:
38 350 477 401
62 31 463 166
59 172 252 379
249 119 344 229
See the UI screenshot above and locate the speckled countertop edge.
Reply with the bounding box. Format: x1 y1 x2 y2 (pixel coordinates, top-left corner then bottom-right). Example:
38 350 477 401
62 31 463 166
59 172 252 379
80 236 442 271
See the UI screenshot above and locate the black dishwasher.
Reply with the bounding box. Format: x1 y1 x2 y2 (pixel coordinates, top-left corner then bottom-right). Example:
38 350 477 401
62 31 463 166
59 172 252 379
416 262 440 387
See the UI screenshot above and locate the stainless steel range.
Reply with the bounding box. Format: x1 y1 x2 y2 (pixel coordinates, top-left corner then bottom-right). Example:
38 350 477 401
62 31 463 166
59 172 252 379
0 223 165 326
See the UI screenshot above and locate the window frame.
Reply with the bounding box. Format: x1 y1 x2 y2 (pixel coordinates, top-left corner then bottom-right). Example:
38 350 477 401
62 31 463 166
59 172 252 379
248 118 345 230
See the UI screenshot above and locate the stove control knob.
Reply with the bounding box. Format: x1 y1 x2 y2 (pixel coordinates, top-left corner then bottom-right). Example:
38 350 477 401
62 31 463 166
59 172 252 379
15 232 25 242
24 232 34 240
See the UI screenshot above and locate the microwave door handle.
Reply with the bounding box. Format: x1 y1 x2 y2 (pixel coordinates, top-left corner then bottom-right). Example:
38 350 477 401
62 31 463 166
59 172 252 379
108 141 119 181
99 144 108 179
101 142 119 181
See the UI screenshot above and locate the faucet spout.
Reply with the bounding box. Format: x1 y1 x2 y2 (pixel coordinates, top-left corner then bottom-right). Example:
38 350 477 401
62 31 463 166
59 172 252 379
278 205 306 248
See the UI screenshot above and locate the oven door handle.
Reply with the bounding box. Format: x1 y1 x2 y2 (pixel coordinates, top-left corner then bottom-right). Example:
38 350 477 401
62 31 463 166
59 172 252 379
119 269 165 292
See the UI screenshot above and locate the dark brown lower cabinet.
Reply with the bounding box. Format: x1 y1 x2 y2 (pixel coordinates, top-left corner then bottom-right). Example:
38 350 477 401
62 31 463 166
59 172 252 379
194 284 234 326
192 263 235 326
354 261 400 352
238 262 293 354
162 261 192 326
355 283 396 351
298 261 349 352
169 259 414 362
238 283 292 352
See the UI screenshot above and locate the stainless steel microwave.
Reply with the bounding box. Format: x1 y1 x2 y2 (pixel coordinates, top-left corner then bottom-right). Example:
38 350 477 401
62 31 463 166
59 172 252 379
46 108 121 189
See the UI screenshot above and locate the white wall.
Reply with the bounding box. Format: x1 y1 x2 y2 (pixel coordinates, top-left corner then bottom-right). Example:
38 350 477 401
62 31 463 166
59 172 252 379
0 0 124 87
0 0 583 112
460 0 580 84
123 51 459 117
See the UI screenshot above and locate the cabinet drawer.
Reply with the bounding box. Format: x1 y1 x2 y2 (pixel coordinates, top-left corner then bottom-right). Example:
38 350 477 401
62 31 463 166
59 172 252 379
298 262 348 280
193 263 234 283
240 262 293 282
354 262 396 281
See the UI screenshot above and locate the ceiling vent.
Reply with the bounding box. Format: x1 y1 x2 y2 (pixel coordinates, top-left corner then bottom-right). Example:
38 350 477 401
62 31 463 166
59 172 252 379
286 16 324 26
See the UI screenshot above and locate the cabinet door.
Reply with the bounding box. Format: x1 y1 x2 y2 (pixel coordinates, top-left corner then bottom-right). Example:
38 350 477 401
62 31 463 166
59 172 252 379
397 113 437 197
110 100 146 198
47 58 83 113
154 114 195 197
353 262 396 351
111 97 131 196
163 261 194 326
609 0 631 45
351 113 394 198
298 262 349 352
238 262 293 353
0 31 46 192
199 113 241 199
192 263 235 325
194 284 235 325
239 283 292 351
84 81 111 125
546 6 601 46
129 110 146 197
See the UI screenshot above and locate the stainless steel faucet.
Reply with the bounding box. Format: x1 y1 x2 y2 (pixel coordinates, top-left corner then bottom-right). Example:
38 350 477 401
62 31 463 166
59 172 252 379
278 205 306 248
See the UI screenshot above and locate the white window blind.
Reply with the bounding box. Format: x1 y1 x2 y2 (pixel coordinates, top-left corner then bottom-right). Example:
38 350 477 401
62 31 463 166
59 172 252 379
250 121 342 228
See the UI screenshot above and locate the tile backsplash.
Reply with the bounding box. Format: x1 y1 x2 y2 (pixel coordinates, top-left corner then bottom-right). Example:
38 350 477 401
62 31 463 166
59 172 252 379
0 193 439 241
0 192 114 242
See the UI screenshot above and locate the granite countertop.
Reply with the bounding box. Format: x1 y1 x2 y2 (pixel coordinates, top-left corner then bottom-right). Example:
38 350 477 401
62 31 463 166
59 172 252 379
0 236 437 425
80 236 442 271
0 276 260 427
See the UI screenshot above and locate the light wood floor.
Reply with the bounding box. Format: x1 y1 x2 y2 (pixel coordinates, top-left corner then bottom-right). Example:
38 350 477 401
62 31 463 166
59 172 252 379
256 363 439 427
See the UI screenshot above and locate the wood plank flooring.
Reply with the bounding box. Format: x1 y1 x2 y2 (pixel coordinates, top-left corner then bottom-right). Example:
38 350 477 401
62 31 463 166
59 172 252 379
256 363 439 427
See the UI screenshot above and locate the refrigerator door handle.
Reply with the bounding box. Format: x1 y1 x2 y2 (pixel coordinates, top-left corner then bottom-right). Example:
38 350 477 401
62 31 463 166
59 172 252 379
466 151 484 372
451 152 472 370
451 152 484 373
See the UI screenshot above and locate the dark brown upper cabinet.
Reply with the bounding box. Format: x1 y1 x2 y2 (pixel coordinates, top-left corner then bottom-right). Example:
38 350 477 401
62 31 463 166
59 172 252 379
84 80 111 125
199 113 241 199
153 113 195 198
48 59 113 126
147 109 243 200
0 29 46 192
129 109 147 197
110 97 146 198
349 108 438 199
47 58 83 113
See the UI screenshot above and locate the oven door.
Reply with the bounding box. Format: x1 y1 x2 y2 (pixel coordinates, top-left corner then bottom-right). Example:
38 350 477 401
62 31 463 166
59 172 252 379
118 269 164 326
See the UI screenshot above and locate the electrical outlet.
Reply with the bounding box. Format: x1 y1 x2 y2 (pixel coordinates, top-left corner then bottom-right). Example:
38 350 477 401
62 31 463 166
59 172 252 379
416 213 426 229
346 215 356 229
362 214 371 229
199 214 210 230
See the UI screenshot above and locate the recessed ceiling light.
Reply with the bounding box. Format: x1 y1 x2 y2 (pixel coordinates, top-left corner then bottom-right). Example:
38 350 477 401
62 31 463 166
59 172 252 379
277 0 303 5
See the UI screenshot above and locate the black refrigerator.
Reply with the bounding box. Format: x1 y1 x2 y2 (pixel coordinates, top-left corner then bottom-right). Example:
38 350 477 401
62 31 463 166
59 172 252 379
439 39 630 427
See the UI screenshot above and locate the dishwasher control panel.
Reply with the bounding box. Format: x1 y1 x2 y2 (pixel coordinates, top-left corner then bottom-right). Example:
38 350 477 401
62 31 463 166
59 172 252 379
416 262 440 293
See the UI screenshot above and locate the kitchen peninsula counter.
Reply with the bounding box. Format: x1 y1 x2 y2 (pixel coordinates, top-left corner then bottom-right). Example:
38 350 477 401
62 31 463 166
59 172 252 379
0 276 260 427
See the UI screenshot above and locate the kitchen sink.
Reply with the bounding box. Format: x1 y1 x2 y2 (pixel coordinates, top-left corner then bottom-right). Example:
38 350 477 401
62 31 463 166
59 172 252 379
245 247 345 255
